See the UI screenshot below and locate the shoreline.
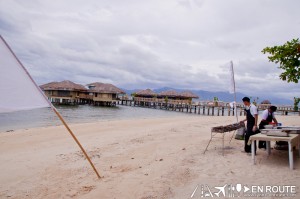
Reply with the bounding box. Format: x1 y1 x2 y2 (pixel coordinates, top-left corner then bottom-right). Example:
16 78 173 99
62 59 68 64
1 104 298 133
0 113 191 134
0 105 189 133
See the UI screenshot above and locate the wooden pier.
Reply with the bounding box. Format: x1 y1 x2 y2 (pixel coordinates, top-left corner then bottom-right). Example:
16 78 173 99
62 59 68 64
118 99 300 116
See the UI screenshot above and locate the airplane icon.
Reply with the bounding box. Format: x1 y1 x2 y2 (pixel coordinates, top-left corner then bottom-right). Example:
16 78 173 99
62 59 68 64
244 185 250 192
214 184 227 197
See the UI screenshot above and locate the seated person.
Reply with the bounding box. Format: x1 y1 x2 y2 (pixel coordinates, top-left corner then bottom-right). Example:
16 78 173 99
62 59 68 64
258 106 278 149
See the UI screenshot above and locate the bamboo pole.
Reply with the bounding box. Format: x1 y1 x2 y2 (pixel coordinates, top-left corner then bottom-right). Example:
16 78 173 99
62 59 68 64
53 107 101 179
230 61 239 123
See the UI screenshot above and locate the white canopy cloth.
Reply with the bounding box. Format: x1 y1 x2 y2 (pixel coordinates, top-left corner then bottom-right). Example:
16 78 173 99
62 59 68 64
0 35 50 113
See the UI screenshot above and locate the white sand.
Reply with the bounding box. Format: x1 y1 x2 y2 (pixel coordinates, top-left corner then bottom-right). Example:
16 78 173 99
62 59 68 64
0 115 299 198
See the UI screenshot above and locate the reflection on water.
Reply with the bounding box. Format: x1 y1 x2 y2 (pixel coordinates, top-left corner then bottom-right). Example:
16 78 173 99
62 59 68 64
0 105 186 132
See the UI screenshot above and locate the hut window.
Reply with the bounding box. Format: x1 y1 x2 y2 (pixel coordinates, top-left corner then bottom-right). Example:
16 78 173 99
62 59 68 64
88 85 95 90
95 93 98 97
58 90 70 97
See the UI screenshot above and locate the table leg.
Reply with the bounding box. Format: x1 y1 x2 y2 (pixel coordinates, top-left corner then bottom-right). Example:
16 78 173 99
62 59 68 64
288 141 294 170
298 142 300 158
222 133 225 156
266 141 271 156
252 140 255 165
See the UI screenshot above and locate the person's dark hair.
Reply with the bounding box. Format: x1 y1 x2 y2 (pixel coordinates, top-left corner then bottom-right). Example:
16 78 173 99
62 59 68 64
269 106 277 112
242 97 250 102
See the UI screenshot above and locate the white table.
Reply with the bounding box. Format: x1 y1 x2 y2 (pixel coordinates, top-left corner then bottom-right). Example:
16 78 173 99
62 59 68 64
248 133 300 170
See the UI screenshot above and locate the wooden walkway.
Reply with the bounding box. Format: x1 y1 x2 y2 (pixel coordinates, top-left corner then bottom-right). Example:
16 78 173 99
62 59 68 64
118 99 300 116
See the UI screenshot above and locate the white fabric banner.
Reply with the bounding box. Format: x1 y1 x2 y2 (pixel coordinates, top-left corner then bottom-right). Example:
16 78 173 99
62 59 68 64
0 36 50 113
229 61 235 94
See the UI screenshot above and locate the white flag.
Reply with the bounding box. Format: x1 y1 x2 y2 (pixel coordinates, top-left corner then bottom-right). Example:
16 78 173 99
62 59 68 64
229 61 235 94
0 36 50 113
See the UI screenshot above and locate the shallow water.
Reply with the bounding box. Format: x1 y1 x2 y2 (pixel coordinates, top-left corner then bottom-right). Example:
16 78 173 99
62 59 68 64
1 104 295 132
0 105 187 132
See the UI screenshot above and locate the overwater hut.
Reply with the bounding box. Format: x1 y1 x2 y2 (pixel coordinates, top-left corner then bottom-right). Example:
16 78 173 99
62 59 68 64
133 89 157 104
134 89 156 99
180 91 199 99
159 90 199 104
261 100 271 105
179 91 200 105
135 89 156 97
128 88 200 106
87 82 125 106
40 80 87 104
159 90 179 99
260 99 272 110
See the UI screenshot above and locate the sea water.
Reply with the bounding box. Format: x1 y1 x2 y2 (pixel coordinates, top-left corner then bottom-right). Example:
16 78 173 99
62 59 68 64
0 105 186 132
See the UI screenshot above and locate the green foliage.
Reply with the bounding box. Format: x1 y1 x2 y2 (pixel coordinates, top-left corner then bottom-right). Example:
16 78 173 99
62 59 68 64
250 97 259 106
262 38 300 83
164 96 168 103
213 96 219 102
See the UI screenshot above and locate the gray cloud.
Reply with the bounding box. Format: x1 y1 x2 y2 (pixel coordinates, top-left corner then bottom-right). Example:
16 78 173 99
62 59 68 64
0 0 299 102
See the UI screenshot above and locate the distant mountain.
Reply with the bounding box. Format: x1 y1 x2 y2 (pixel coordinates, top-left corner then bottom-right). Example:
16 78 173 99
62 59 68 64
121 88 140 95
121 87 293 105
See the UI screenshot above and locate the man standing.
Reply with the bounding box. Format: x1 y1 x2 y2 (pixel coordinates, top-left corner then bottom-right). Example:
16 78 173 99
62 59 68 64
258 106 278 149
240 97 258 153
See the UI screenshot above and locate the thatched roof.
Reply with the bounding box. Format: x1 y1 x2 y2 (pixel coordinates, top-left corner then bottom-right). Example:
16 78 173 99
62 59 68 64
87 82 125 94
261 100 271 104
136 89 156 96
158 90 199 99
40 80 87 91
159 90 180 97
180 91 199 99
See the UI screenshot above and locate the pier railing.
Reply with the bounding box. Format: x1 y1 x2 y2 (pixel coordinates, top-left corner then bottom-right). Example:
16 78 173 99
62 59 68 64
118 99 299 116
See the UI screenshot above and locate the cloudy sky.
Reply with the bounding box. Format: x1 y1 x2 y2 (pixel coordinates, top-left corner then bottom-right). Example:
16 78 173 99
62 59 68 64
0 0 299 100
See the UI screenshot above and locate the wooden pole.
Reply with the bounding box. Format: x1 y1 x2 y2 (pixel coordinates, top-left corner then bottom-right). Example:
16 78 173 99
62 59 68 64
230 61 239 122
53 107 101 179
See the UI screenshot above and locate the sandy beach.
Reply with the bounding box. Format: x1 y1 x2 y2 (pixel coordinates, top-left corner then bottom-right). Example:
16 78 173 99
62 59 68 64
0 115 299 199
